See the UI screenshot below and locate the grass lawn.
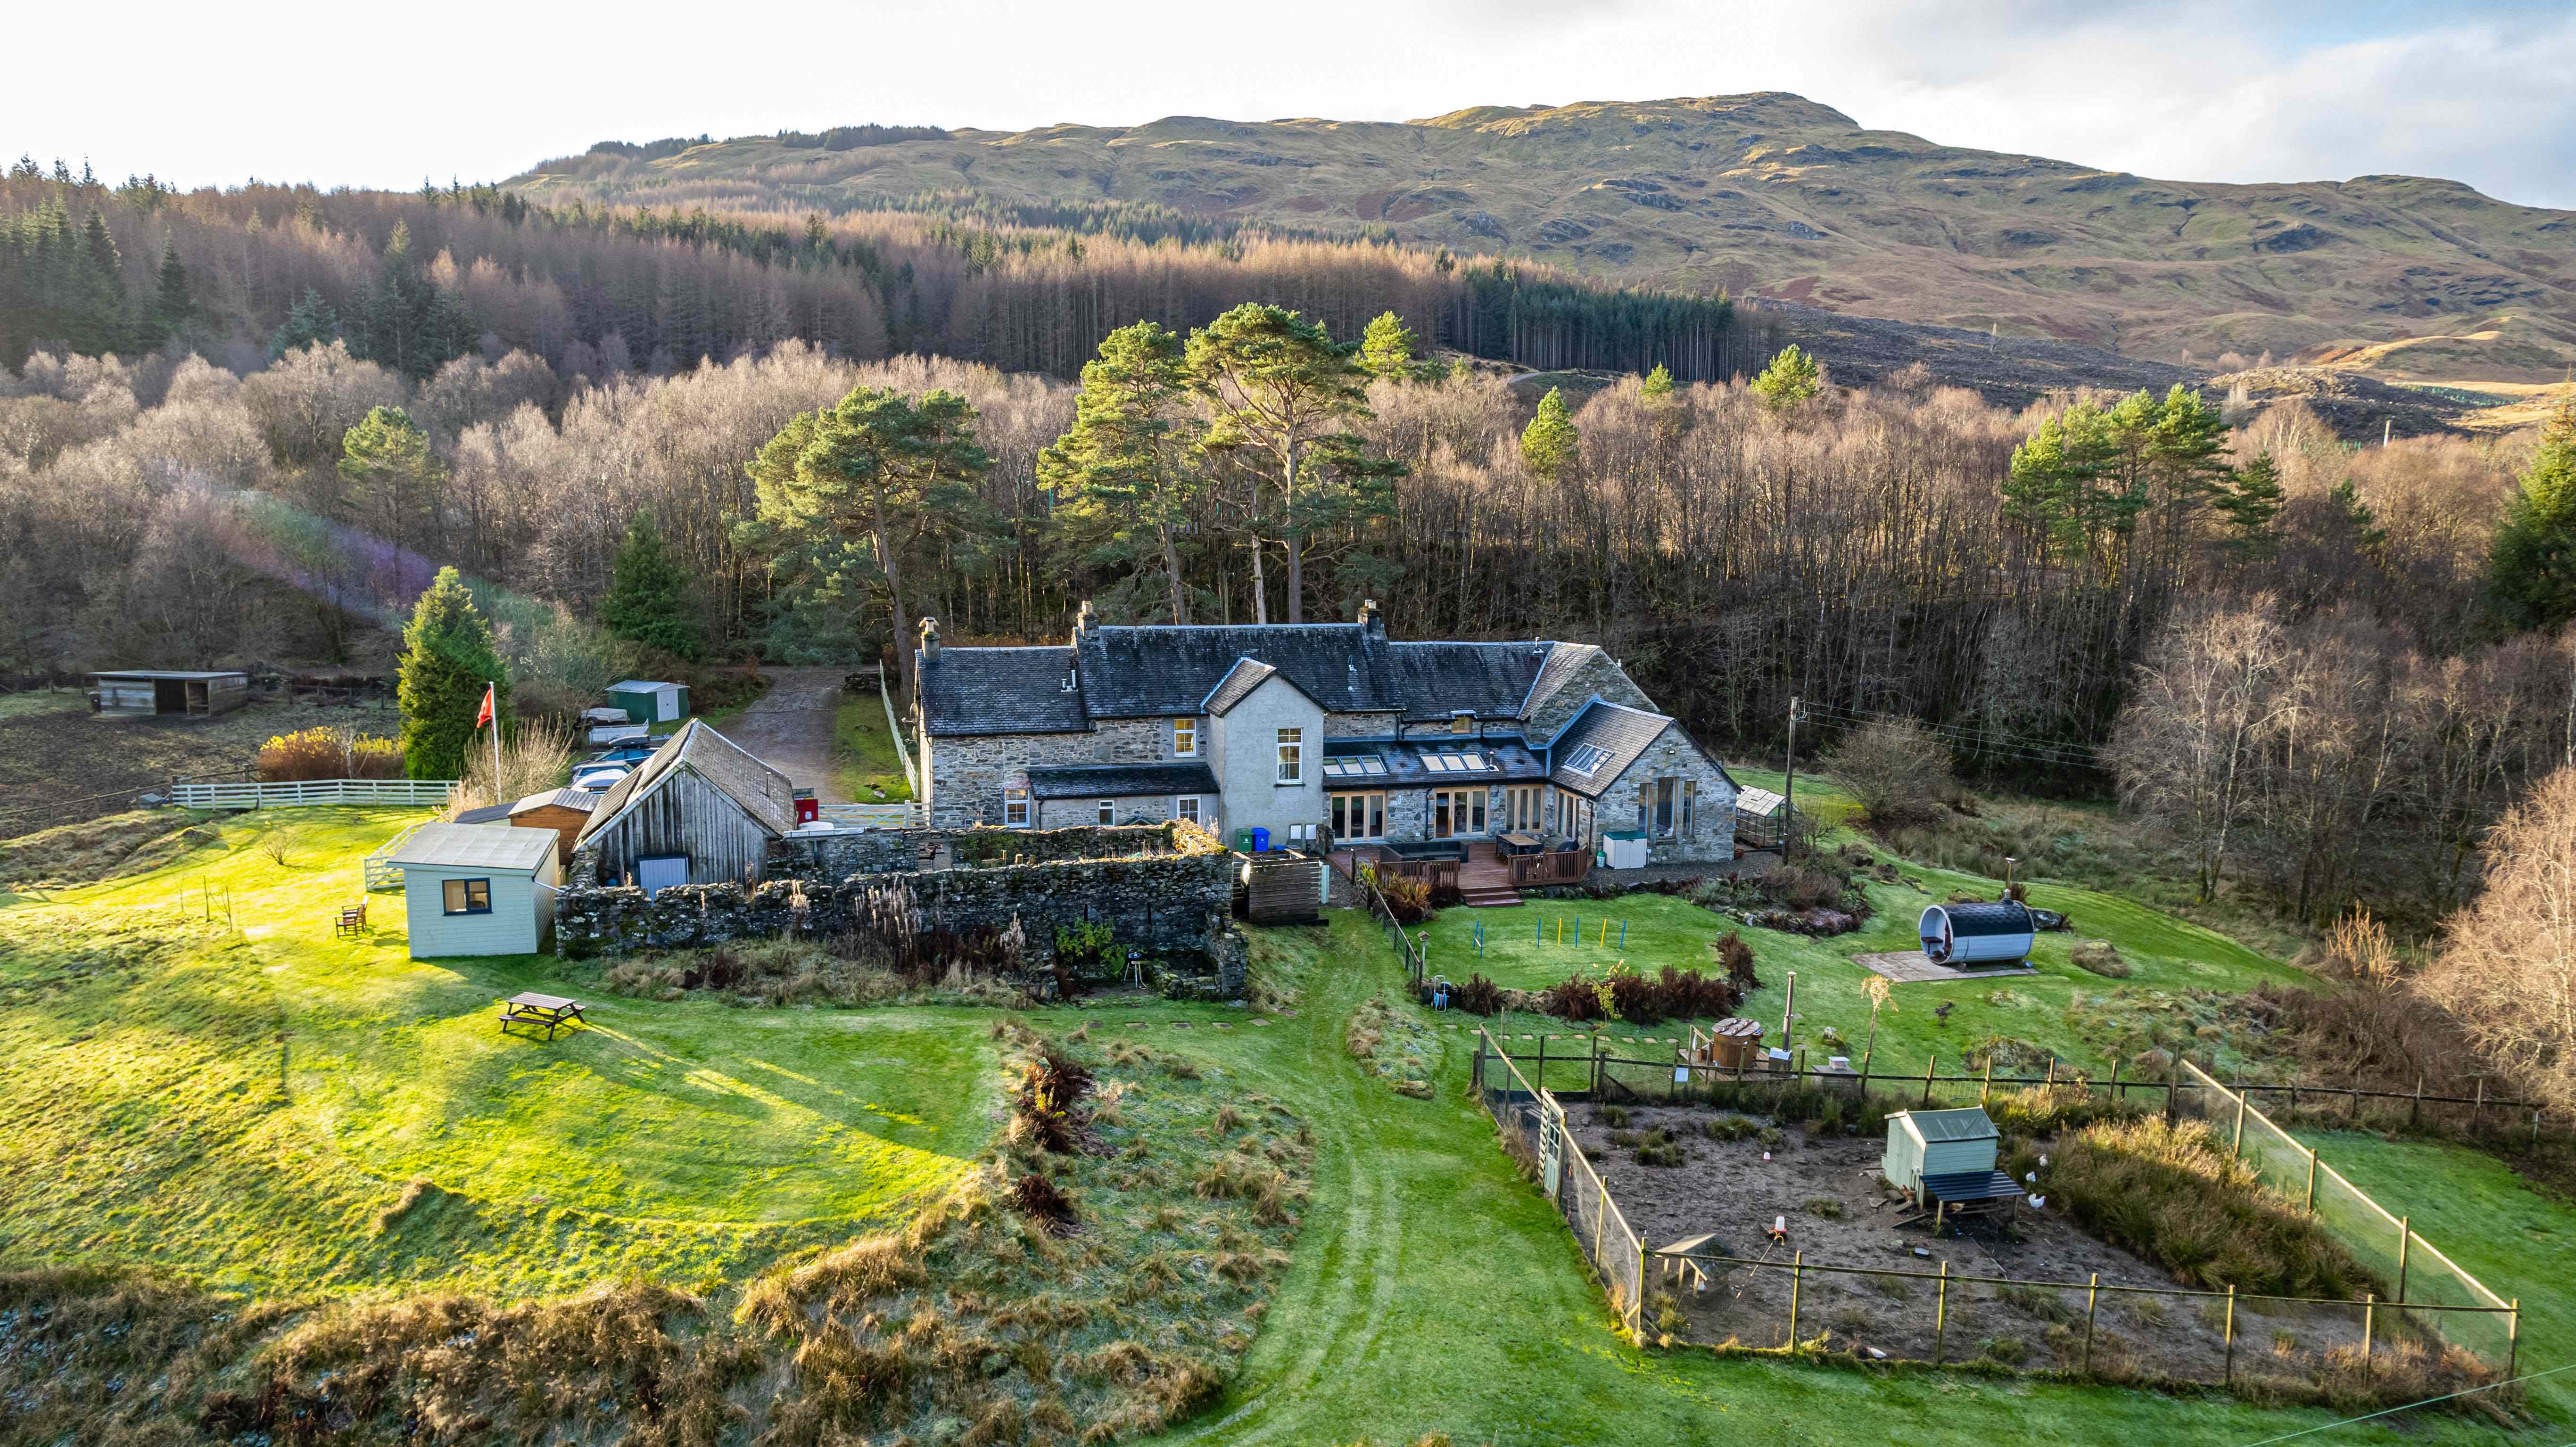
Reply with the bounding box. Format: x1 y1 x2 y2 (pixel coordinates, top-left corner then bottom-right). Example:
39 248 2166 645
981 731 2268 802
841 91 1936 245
1090 917 2534 1446
835 693 915 801
2288 1130 2576 1419
1424 872 2310 1093
0 806 998 1299
4 813 2552 1443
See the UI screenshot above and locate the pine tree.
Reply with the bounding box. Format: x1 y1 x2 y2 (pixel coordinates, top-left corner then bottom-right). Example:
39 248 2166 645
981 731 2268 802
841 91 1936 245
1357 310 1432 382
1036 321 1205 623
1520 386 1580 481
338 406 443 536
137 240 190 349
397 566 509 781
269 286 339 359
1640 363 1676 401
2213 452 2284 558
2488 402 2576 632
1751 344 1822 411
600 512 706 660
69 209 126 355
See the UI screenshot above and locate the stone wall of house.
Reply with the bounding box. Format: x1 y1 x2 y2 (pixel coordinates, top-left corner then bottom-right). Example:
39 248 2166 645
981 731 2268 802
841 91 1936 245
1593 728 1739 864
1323 710 1395 738
924 718 1170 828
1525 647 1660 744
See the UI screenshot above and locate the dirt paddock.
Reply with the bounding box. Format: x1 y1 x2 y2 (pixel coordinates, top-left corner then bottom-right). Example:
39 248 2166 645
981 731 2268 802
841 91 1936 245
1573 1103 2377 1382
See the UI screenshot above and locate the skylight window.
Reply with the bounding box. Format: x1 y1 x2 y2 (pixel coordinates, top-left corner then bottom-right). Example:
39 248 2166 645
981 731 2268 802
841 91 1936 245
1564 743 1612 776
1322 755 1390 780
1420 750 1486 773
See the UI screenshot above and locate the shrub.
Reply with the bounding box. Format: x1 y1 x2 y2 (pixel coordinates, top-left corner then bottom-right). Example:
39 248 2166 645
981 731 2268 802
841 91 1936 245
1713 930 1760 990
2048 1118 2374 1299
258 726 405 781
2070 939 2131 977
1011 1041 1096 1154
1825 717 1957 827
1447 973 1503 1016
1378 874 1434 924
1009 1172 1080 1234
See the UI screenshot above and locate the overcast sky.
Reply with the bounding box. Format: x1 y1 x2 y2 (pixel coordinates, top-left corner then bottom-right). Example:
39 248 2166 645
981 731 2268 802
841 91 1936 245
9 0 2571 209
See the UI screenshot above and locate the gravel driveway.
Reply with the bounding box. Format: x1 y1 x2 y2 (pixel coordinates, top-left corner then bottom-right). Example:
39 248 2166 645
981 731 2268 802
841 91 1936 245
719 667 852 804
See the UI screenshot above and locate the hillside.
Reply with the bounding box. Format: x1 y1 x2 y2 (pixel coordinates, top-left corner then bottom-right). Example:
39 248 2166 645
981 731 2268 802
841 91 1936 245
508 93 2576 383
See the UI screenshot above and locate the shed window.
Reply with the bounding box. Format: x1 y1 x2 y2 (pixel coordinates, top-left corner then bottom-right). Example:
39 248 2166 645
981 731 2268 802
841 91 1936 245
441 878 492 915
1276 728 1304 784
1172 717 1197 756
1003 787 1030 828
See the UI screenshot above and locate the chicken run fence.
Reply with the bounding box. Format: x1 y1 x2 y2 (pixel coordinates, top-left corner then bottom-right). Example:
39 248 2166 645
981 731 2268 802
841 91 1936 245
1469 1030 2520 1393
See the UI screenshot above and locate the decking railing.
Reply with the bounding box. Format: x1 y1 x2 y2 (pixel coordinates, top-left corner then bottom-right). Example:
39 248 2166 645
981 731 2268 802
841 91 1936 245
174 778 456 810
1509 848 1591 887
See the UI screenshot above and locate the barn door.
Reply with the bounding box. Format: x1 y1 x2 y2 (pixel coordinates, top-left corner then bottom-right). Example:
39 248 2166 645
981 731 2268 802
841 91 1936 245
636 855 689 898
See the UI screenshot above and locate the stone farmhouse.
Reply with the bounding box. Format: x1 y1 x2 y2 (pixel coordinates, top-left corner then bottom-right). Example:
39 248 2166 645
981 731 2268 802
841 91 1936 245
912 600 1739 866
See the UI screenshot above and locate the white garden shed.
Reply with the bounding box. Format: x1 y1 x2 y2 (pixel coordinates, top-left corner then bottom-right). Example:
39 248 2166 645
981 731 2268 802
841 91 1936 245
1882 1107 1999 1197
387 822 560 958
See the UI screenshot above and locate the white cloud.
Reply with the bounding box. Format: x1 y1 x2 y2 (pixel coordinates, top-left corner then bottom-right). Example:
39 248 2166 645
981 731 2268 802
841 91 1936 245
1 0 2567 208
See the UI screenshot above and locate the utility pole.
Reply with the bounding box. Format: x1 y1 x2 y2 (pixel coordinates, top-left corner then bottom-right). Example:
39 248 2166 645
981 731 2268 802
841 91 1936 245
1782 695 1801 859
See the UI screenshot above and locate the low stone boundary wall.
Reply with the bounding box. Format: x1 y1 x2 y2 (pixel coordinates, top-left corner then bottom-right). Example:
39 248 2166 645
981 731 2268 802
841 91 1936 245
556 820 1242 994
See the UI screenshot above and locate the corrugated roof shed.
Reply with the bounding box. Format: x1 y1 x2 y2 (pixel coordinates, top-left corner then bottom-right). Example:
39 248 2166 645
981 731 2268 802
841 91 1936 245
386 822 557 870
1900 1107 1998 1143
578 719 795 845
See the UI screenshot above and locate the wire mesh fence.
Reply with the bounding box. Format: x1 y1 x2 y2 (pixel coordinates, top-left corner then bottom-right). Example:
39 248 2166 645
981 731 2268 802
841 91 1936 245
1473 1028 1643 1340
2174 1061 2519 1372
1646 1250 2510 1396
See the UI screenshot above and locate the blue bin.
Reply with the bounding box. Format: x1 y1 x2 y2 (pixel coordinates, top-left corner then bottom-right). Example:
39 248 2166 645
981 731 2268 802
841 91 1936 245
1250 826 1271 853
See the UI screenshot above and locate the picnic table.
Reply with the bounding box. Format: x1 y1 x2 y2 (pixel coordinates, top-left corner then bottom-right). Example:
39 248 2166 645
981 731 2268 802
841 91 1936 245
498 991 587 1041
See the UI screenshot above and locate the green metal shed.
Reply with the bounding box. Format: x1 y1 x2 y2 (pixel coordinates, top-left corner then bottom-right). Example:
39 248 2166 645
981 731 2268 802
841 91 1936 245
607 679 689 724
1882 1107 1999 1195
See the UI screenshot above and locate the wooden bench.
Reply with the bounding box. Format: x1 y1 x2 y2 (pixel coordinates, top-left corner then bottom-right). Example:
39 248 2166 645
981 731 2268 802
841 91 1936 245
334 902 367 939
498 991 587 1041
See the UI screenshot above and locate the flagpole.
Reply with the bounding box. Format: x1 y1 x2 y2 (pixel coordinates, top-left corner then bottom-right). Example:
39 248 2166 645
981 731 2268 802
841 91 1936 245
487 683 500 789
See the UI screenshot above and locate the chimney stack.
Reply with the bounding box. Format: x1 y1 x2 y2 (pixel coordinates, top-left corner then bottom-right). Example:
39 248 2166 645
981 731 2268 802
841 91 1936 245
1358 597 1385 644
919 617 940 663
1074 599 1098 644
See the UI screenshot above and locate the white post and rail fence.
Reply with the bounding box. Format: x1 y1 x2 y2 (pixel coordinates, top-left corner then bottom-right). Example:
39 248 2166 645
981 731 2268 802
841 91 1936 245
173 778 458 811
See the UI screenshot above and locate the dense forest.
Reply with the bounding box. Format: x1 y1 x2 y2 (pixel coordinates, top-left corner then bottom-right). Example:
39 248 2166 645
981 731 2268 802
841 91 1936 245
0 166 1763 384
8 160 2576 931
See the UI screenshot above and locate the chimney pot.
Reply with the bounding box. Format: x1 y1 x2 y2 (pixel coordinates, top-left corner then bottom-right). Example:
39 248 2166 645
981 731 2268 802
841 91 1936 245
919 617 940 663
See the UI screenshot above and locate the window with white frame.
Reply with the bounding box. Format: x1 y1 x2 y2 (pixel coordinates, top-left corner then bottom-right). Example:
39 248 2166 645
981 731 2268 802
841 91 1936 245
1176 795 1201 825
1276 728 1304 783
1172 717 1197 756
1097 799 1115 825
1003 787 1030 828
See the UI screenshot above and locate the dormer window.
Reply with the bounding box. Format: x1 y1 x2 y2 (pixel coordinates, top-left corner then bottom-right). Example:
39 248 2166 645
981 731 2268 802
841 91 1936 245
1172 717 1197 756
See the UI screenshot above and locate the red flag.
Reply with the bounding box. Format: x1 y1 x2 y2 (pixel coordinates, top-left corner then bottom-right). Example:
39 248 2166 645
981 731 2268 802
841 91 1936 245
474 683 495 728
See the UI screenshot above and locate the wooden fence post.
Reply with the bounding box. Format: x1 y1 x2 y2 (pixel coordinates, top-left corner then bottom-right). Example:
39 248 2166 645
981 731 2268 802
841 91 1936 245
1933 1261 1949 1365
1788 1250 1803 1345
2411 1075 2423 1129
2304 1147 2319 1216
2510 1299 2521 1380
2222 1285 2237 1385
1537 1033 1547 1096
1857 1049 1873 1104
2395 1217 2410 1303
2362 1294 2375 1375
2082 1273 2099 1375
2533 1110 2543 1155
1981 1056 1993 1107
2109 1059 2122 1110
2474 1078 2486 1135
1922 1052 1937 1106
1593 1177 1608 1265
2167 1061 2180 1124
2232 1084 2248 1159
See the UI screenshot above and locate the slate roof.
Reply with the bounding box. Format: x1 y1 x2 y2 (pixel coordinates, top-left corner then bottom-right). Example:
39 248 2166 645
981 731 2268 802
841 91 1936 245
1024 762 1221 800
916 646 1087 735
577 719 795 846
1517 641 1601 724
1547 699 1673 797
386 822 557 871
1204 658 1294 716
1322 738 1550 786
1079 625 1394 716
450 804 514 826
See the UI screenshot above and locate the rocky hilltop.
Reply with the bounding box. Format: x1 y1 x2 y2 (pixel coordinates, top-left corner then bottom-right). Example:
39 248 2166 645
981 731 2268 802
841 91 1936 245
512 93 2576 382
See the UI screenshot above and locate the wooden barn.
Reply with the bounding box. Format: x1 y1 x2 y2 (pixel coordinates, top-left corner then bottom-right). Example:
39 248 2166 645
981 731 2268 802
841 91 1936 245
89 669 249 717
570 720 793 895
